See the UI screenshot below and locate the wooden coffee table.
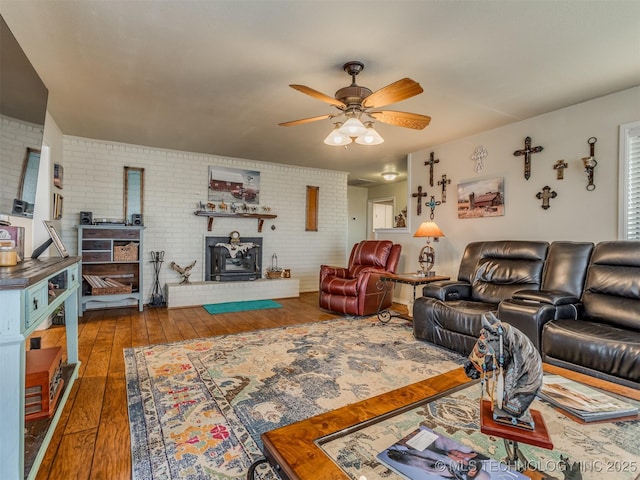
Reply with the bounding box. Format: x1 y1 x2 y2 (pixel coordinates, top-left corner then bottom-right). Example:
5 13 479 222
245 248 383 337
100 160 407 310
259 365 640 480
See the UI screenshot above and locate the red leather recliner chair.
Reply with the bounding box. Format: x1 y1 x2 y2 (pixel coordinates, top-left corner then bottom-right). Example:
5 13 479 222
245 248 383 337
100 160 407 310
319 240 402 316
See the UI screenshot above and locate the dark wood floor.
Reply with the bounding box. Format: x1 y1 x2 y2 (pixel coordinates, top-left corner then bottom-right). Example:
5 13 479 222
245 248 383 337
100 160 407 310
31 292 402 480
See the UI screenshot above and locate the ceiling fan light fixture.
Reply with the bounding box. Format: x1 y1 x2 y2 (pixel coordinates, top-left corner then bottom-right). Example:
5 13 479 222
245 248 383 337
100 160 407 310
355 122 384 145
381 171 399 181
323 124 352 146
338 117 368 137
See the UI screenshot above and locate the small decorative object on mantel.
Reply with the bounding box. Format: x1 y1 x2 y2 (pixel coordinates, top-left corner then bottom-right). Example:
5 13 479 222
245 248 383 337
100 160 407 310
464 312 544 430
553 159 568 179
169 260 196 284
424 151 439 186
425 195 441 220
536 185 557 210
471 145 487 173
513 136 544 180
582 136 598 191
411 185 428 216
437 174 451 203
394 211 406 228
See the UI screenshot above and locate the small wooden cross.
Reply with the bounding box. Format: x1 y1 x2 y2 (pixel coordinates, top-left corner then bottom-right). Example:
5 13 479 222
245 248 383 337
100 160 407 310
553 160 568 180
425 195 441 220
437 174 451 203
424 152 440 186
411 185 429 216
513 136 543 180
536 186 557 210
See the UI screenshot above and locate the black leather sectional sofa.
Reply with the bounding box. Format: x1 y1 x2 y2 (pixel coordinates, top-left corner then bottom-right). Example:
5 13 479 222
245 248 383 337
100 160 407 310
413 240 640 388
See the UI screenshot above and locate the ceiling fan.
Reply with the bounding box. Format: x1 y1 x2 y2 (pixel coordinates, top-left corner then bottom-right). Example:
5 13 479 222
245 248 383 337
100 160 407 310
279 61 431 146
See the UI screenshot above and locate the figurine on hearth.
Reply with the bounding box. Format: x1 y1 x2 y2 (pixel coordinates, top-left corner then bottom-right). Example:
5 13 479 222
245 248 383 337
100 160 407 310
169 260 197 284
464 312 543 430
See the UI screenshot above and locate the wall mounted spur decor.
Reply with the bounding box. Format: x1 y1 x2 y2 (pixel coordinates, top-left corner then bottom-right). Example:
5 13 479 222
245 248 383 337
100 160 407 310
582 137 598 191
536 186 557 210
513 136 544 180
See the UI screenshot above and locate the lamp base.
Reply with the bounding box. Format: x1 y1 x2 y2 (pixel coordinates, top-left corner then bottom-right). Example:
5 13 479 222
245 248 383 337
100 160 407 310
416 270 436 278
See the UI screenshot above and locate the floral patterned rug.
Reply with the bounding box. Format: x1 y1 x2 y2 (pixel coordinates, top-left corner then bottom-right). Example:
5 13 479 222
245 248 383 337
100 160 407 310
124 316 465 479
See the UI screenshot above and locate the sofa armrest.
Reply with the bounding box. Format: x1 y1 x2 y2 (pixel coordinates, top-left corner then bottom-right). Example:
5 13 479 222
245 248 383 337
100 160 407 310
512 289 580 306
421 281 472 301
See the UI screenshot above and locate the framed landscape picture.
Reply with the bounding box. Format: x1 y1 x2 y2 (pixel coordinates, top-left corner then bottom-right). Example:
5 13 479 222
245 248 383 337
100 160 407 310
457 176 504 219
208 166 260 205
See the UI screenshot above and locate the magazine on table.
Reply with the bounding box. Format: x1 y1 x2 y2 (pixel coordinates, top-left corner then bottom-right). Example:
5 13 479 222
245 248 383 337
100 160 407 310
538 374 638 422
376 425 528 480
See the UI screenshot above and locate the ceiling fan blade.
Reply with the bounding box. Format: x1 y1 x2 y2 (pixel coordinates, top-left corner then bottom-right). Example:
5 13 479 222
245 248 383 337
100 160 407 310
368 110 431 130
362 78 423 109
289 84 346 108
279 114 335 127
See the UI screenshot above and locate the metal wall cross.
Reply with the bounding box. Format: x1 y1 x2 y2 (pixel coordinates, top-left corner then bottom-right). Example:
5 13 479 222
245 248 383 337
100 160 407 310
553 160 568 179
437 174 451 203
424 152 440 186
411 185 429 216
425 195 441 220
536 185 557 210
513 136 544 180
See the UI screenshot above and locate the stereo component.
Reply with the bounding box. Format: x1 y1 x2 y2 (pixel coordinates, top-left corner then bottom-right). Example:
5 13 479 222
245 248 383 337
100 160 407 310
79 211 93 225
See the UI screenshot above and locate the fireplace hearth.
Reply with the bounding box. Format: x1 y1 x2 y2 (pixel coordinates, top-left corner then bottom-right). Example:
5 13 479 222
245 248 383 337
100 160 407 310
205 236 262 281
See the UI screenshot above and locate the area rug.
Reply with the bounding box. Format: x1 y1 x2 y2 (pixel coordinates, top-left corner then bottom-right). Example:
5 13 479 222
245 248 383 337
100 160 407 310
202 299 282 314
124 316 465 479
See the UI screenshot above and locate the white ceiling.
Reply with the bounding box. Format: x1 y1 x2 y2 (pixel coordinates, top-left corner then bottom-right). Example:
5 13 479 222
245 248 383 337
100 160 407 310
1 1 639 186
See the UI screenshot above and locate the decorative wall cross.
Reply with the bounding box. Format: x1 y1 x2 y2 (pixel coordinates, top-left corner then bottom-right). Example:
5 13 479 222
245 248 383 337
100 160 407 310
424 152 440 186
553 160 568 179
437 174 451 203
425 195 441 220
513 136 544 180
536 186 557 210
411 185 429 216
471 146 487 173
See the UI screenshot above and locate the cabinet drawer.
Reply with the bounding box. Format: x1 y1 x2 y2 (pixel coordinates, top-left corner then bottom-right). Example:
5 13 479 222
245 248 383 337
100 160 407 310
68 263 80 288
25 283 49 328
82 228 140 240
82 239 111 250
82 251 112 263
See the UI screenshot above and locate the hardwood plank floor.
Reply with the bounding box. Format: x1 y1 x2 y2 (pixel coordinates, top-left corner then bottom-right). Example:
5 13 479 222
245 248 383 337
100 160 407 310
30 292 394 480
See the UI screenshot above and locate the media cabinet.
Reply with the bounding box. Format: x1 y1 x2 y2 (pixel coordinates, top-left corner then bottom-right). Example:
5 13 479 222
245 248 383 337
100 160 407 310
0 256 81 480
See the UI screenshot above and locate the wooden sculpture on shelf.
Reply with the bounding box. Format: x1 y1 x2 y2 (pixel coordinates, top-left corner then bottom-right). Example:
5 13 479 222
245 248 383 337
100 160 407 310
169 260 196 284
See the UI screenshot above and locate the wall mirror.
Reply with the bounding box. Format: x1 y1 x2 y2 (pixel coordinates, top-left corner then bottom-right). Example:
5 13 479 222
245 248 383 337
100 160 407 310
12 148 41 217
124 166 144 225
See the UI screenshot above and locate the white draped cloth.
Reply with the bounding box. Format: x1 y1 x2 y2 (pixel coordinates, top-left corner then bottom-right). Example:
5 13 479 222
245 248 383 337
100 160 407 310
215 242 258 258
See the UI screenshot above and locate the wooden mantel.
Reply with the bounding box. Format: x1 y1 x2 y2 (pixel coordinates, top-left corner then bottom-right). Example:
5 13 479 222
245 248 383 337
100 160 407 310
194 211 277 232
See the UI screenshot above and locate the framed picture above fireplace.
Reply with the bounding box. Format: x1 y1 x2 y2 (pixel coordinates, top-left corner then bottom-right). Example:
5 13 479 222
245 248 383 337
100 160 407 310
208 166 260 205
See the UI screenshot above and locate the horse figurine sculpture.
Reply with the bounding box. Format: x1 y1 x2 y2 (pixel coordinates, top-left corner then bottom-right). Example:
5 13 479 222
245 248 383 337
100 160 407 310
464 312 543 427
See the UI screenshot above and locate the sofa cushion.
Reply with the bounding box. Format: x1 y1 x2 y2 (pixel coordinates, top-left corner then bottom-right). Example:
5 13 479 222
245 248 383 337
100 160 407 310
322 276 358 296
424 299 498 337
471 258 545 304
542 319 640 384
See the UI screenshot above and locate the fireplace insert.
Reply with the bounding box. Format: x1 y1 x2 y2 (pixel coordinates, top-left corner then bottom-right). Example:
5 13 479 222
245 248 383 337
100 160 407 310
205 236 262 281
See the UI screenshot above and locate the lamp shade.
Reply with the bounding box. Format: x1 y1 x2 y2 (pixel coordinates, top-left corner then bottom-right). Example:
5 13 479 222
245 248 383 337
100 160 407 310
413 221 445 238
355 123 384 145
323 124 352 146
338 117 368 137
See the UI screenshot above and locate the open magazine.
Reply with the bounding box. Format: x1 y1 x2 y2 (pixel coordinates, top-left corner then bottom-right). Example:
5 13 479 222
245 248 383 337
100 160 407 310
538 374 638 422
377 425 528 480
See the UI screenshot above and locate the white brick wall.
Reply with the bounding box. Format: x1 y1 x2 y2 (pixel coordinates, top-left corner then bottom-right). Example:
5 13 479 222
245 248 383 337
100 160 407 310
60 136 348 301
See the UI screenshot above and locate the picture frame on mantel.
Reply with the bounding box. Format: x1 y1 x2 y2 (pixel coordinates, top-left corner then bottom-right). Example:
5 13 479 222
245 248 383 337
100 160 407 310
208 166 260 205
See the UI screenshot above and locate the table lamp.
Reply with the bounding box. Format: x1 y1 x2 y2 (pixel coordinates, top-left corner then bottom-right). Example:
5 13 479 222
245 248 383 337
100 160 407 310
413 221 445 276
